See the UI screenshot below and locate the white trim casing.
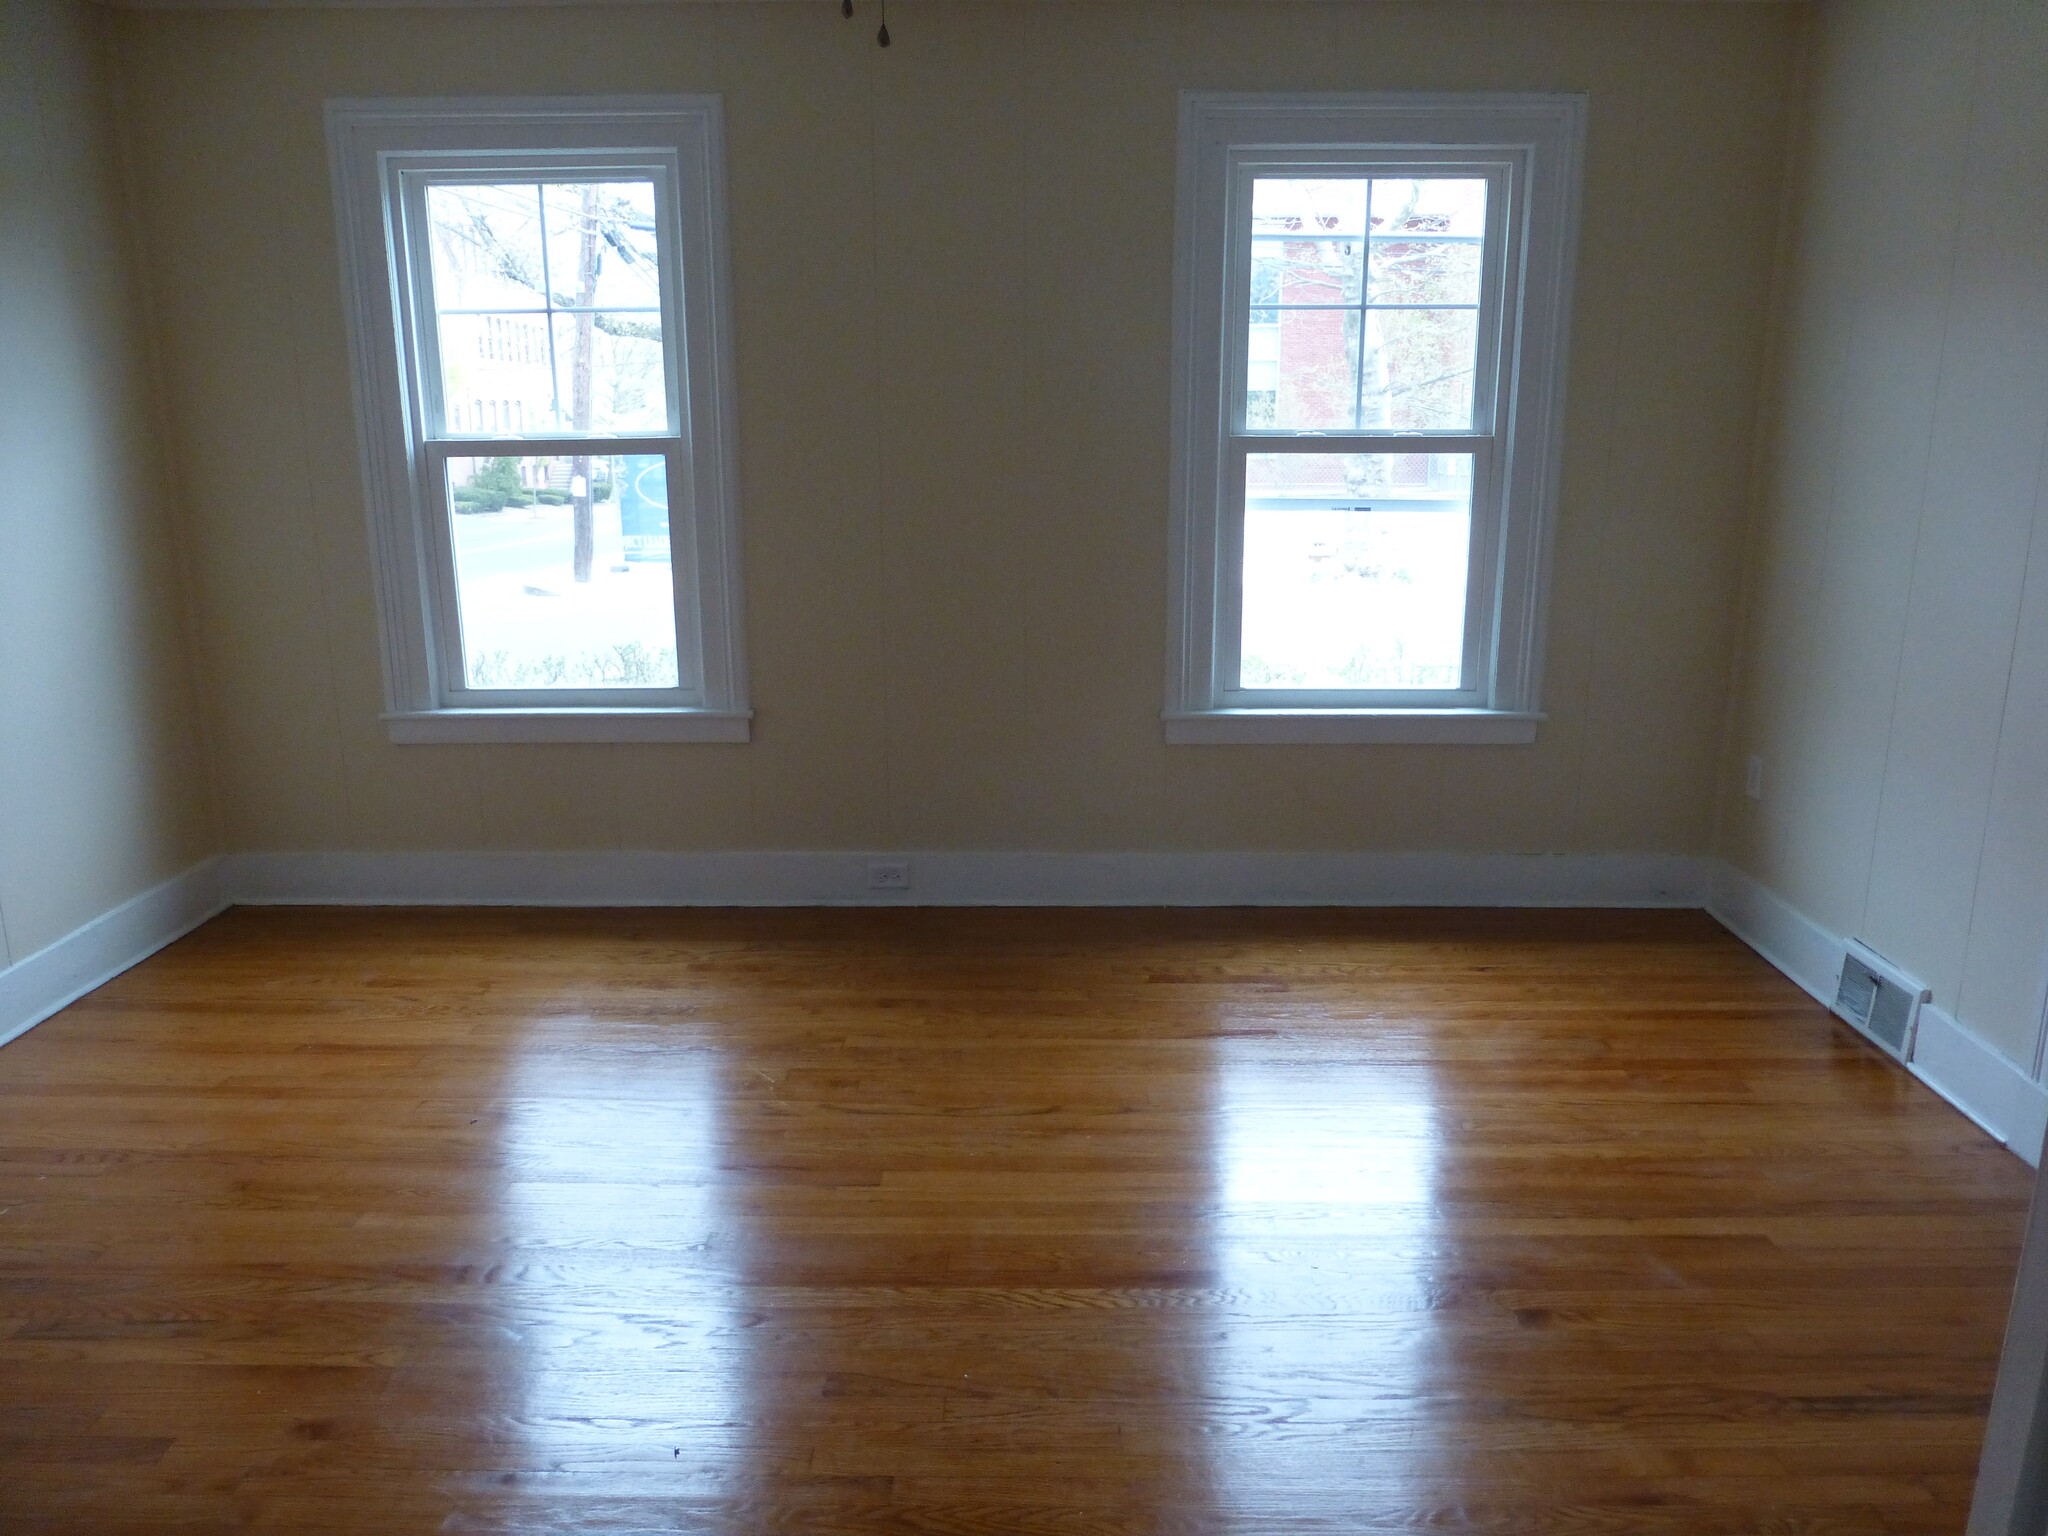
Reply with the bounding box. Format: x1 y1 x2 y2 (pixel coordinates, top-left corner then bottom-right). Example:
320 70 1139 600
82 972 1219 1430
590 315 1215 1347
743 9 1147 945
1913 1003 2048 1163
223 849 1708 909
325 95 750 745
1167 92 1585 746
382 709 751 743
1164 709 1542 745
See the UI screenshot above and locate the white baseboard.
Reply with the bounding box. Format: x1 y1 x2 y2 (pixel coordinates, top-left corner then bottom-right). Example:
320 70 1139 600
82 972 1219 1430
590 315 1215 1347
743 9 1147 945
1913 1003 2048 1167
1707 862 2048 1165
221 849 1710 909
0 859 227 1050
15 850 2039 1167
0 849 1702 1057
1704 861 1845 1007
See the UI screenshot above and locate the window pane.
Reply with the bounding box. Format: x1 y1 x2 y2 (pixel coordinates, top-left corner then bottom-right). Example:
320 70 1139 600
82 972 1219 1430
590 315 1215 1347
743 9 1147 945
1252 177 1368 236
1246 312 1282 427
1370 178 1487 238
1361 308 1479 430
426 183 548 310
1249 307 1360 430
1239 452 1473 690
446 454 679 691
1367 238 1482 306
542 182 663 311
1251 238 1364 306
550 313 668 434
436 313 560 435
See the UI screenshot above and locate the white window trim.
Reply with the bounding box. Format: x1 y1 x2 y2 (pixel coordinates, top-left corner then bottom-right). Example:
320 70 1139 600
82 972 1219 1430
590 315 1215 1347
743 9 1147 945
326 95 750 745
1166 92 1585 746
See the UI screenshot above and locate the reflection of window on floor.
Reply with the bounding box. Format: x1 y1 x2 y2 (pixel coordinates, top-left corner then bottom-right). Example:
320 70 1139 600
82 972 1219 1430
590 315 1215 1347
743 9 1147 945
1209 1043 1444 1516
501 1043 747 1488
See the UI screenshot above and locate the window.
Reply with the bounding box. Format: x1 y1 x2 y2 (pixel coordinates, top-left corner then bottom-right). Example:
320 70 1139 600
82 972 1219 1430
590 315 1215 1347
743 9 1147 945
1166 93 1584 744
327 97 748 743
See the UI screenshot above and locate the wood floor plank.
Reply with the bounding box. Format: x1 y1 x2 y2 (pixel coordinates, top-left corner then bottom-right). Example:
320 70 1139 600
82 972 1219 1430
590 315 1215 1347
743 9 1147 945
0 907 2030 1533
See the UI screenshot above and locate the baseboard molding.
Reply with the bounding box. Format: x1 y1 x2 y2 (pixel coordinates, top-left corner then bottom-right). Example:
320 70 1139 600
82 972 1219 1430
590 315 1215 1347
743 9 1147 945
1707 862 2048 1166
1704 861 1844 1008
1913 1003 2048 1167
15 850 2039 1167
0 859 227 1051
221 849 1710 909
0 849 1707 1057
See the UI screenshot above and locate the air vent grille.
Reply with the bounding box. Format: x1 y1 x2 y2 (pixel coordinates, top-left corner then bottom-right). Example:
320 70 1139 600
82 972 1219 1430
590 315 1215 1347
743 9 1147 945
1832 944 1928 1060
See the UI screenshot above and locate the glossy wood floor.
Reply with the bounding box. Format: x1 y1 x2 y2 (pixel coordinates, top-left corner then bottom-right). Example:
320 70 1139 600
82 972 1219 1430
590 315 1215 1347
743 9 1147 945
0 907 2032 1534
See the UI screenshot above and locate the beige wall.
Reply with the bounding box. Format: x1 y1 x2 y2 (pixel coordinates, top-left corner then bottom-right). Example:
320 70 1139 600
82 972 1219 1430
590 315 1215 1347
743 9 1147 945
113 1 1798 856
1721 0 2048 1065
0 0 216 962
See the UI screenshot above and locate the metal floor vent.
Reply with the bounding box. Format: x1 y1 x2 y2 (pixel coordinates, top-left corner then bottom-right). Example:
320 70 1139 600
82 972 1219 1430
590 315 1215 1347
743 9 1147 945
1832 942 1930 1060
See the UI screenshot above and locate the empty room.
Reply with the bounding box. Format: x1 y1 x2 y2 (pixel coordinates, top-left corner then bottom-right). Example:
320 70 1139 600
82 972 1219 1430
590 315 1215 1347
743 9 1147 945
5 0 2048 1529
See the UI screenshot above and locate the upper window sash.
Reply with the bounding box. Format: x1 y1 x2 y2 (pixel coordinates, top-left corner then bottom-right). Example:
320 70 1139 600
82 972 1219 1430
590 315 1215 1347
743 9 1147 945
392 157 689 445
1223 154 1516 443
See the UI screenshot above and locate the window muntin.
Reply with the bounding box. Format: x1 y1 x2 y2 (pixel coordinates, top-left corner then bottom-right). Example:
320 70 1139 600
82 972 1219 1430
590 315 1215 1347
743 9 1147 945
1168 95 1582 742
329 98 748 741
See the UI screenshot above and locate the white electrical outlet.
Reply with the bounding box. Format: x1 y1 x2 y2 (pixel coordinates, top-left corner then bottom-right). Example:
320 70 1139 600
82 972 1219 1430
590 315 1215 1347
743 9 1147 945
1744 755 1765 800
867 859 912 891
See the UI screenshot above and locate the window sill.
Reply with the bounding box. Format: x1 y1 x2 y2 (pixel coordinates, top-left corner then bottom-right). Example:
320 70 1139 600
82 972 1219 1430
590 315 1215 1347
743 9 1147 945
385 709 752 744
1164 710 1542 745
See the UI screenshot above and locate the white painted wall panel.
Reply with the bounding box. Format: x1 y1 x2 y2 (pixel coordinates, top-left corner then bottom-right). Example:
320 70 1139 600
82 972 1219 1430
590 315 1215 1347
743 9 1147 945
0 0 217 963
1724 0 2048 1074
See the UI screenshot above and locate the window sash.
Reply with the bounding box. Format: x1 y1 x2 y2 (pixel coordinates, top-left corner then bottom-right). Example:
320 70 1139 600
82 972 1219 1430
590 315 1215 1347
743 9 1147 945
1225 157 1515 442
1216 157 1515 706
387 154 698 709
413 435 702 708
396 159 688 445
1215 436 1498 707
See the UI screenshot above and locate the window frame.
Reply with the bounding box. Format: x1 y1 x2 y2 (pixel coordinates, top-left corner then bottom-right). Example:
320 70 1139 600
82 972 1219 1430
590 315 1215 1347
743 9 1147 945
327 96 749 744
1166 92 1585 746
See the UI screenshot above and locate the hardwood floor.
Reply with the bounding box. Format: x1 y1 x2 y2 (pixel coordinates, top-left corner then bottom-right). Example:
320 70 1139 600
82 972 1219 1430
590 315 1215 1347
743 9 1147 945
0 906 2031 1534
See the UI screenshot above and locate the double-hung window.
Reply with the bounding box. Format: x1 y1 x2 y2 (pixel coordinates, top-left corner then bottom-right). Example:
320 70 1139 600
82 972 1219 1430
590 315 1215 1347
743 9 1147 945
1167 94 1584 744
327 96 748 742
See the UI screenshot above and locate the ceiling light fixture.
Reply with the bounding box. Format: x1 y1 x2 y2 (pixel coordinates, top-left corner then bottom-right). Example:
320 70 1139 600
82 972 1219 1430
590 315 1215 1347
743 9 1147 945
841 0 891 49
